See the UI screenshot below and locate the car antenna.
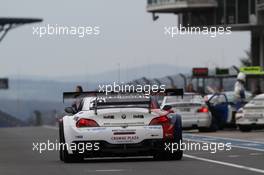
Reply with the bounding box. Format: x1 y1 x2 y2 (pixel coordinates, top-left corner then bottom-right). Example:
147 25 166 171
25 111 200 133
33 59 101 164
94 96 98 115
148 96 151 114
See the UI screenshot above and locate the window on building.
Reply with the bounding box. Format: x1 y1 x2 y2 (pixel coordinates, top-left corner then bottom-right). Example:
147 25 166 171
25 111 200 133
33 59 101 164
238 0 249 23
226 0 236 24
250 0 256 14
216 0 225 24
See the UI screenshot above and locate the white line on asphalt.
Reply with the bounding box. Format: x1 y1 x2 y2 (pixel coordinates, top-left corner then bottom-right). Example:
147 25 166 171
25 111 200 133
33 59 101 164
84 156 152 160
184 138 264 152
184 134 264 144
223 145 264 152
227 155 240 158
184 154 264 174
95 169 125 172
42 125 58 130
249 153 263 156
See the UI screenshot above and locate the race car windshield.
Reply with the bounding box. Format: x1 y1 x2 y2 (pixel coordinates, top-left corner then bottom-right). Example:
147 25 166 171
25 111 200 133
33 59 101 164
165 95 203 104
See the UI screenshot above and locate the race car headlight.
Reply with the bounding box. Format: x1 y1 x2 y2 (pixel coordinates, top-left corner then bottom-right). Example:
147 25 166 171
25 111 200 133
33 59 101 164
76 118 99 128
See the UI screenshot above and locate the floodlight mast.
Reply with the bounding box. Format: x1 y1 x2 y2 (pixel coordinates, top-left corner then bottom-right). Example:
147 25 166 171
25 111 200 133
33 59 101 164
0 17 43 42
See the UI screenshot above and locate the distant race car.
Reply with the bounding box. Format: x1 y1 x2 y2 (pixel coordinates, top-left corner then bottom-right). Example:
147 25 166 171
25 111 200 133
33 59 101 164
59 90 183 163
161 93 214 132
236 94 264 132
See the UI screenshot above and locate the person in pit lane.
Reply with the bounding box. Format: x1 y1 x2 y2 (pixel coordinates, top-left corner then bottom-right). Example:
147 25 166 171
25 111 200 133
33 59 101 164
72 85 84 114
234 72 246 110
186 83 196 93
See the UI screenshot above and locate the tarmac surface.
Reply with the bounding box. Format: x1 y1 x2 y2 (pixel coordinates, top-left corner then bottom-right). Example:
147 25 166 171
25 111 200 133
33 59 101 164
0 127 263 175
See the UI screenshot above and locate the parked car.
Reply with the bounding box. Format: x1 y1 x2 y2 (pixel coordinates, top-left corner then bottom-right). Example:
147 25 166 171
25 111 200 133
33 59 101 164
236 94 264 132
161 93 214 132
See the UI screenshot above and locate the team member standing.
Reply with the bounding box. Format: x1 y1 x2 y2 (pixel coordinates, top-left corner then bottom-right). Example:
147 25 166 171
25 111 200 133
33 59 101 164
234 72 246 110
72 85 84 113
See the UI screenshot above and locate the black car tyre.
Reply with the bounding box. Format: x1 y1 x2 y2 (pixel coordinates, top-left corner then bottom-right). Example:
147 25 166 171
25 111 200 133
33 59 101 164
154 115 183 161
59 121 83 163
238 125 252 132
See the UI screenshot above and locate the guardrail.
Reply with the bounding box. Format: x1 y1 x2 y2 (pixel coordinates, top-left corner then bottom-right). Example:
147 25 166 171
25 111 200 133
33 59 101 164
147 0 217 12
147 0 217 6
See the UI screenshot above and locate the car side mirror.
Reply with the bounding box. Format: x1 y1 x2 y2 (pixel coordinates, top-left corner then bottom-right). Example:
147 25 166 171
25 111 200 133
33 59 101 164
162 105 172 111
64 107 74 114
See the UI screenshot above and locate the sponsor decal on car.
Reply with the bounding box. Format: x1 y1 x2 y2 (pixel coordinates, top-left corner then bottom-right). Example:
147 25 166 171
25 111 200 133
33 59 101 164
144 126 162 130
86 127 107 131
111 136 139 143
112 129 136 132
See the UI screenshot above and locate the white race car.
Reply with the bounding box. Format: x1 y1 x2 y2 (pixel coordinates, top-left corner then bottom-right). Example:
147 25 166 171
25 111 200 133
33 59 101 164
236 94 264 132
59 90 183 162
161 93 214 132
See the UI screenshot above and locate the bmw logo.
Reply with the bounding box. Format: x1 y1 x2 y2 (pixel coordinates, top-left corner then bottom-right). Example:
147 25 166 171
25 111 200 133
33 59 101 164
121 114 126 119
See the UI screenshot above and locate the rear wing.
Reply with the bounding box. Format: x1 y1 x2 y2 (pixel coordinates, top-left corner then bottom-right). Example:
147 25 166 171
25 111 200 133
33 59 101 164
63 89 183 114
63 89 184 102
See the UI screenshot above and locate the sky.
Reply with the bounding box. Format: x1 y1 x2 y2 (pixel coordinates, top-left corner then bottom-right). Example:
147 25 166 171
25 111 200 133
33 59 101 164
0 0 250 81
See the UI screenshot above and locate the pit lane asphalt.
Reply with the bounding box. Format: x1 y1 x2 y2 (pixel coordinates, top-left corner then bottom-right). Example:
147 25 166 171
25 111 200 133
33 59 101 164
0 127 263 175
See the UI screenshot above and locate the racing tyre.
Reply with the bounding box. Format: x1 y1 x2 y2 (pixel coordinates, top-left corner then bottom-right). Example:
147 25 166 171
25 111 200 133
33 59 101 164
172 115 183 160
154 115 183 161
59 121 83 163
198 127 210 132
238 125 252 132
59 121 65 161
